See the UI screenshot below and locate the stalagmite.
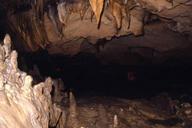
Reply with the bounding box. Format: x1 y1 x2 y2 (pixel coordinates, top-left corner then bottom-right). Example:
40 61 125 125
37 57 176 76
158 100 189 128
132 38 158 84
69 91 78 117
0 34 65 128
113 114 118 128
52 78 65 103
3 34 12 58
21 75 33 99
67 91 79 128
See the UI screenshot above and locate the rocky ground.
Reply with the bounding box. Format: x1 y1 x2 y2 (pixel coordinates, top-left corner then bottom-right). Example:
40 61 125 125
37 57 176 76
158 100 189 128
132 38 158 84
53 80 192 128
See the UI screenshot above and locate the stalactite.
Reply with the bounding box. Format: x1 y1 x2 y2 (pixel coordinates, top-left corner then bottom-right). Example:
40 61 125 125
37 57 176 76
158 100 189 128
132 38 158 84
109 0 123 31
89 0 105 27
4 0 192 54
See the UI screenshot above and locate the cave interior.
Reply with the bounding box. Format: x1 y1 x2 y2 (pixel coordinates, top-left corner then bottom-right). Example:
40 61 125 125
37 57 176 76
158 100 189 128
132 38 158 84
0 0 192 127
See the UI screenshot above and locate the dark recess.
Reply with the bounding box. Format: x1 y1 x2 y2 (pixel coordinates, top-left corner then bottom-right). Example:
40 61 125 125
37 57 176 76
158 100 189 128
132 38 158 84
20 50 192 100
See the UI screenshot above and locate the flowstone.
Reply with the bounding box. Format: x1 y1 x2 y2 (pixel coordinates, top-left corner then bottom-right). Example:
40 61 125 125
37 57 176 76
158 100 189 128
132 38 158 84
0 34 65 128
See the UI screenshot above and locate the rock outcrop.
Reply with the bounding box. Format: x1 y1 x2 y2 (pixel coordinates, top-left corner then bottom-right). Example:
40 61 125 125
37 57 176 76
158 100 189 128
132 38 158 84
0 34 65 128
3 0 191 55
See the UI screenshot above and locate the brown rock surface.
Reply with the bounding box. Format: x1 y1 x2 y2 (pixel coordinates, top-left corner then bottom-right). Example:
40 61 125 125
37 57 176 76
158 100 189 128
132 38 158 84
3 0 191 55
0 34 65 128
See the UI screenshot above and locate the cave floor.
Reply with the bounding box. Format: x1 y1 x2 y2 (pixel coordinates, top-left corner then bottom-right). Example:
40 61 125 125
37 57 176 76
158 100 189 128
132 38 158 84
57 94 192 128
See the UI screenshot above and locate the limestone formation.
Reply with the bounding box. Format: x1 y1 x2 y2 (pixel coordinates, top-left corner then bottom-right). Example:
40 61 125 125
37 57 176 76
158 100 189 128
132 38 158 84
109 0 124 30
0 34 65 128
89 0 105 27
3 34 12 57
4 0 192 55
66 91 79 128
57 0 89 26
48 4 63 38
127 6 145 36
113 115 118 128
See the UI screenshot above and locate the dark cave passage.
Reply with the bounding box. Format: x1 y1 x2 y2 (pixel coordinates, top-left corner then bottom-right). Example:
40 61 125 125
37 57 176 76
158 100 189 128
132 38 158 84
20 50 192 100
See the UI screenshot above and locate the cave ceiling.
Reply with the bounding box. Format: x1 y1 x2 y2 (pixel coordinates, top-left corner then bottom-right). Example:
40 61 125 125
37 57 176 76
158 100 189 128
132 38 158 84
0 0 192 59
